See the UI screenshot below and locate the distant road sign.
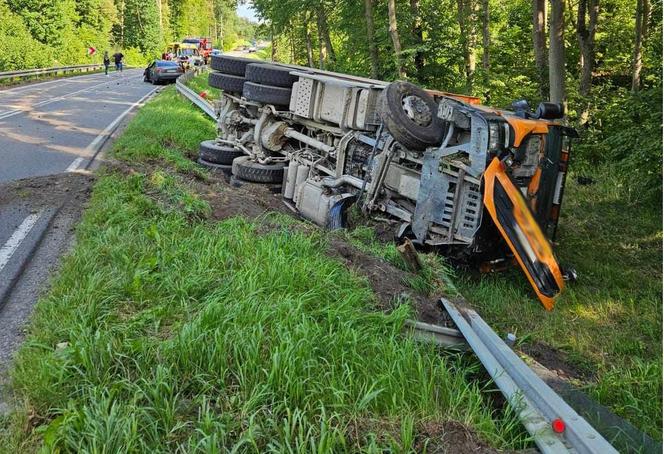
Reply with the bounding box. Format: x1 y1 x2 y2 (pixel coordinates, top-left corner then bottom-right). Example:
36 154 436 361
87 47 96 56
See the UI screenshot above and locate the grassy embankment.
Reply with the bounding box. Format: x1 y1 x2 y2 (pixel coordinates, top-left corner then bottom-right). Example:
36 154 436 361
0 87 528 452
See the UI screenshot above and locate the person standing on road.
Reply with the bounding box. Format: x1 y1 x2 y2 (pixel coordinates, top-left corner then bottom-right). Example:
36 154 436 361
113 51 124 72
103 51 110 76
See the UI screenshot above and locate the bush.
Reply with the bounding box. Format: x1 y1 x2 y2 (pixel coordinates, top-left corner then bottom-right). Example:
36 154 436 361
575 85 663 205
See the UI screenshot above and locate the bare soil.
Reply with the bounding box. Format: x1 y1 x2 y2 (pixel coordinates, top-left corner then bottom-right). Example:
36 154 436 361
349 417 501 453
521 341 590 381
0 172 94 211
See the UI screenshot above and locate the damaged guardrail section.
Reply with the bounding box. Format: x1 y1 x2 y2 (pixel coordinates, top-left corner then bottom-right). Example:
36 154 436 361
440 298 618 454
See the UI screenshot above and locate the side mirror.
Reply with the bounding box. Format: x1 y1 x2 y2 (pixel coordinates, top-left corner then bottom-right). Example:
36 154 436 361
535 102 564 119
511 99 531 118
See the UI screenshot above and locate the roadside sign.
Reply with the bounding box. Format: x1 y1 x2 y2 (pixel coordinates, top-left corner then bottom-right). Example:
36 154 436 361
87 47 96 56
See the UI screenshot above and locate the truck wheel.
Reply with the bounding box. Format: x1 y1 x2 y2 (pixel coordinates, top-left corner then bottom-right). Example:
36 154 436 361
199 140 244 165
378 81 445 151
245 63 299 88
209 55 254 76
208 72 245 93
232 156 285 184
242 82 291 108
197 158 232 174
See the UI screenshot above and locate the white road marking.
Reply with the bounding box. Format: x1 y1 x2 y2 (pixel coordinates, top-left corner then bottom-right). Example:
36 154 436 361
0 69 136 96
65 157 85 172
0 73 143 121
64 87 157 173
0 76 88 96
0 212 42 273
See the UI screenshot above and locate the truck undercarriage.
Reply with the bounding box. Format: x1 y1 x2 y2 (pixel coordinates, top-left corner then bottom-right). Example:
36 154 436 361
203 55 577 309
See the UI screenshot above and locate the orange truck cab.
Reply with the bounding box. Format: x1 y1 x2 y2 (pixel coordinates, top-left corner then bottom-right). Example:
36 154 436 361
421 96 578 309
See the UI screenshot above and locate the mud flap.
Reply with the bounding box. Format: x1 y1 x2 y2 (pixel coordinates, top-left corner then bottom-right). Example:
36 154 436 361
483 158 565 310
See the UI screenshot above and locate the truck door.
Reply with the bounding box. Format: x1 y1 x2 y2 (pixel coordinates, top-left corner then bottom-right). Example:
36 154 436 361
483 157 565 310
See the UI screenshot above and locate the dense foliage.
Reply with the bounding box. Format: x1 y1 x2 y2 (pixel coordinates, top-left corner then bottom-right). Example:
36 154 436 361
252 0 662 203
0 0 255 68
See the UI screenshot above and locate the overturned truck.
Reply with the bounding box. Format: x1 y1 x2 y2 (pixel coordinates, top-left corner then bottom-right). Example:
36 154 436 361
202 55 577 310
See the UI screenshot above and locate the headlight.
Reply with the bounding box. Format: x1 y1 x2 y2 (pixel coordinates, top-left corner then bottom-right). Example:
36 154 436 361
488 122 501 150
488 120 509 151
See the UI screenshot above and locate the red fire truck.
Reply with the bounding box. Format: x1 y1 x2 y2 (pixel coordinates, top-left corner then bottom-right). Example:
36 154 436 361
182 37 213 64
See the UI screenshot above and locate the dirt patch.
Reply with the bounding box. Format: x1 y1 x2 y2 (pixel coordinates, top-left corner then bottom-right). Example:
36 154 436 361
0 172 94 209
416 420 501 453
349 417 499 453
326 236 446 324
204 176 287 221
521 341 590 381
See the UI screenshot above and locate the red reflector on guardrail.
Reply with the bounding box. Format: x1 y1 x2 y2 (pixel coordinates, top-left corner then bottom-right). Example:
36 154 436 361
552 418 565 433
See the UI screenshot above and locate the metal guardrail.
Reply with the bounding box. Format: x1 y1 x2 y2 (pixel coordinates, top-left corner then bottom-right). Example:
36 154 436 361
175 69 217 120
404 319 468 350
0 64 104 81
440 298 619 454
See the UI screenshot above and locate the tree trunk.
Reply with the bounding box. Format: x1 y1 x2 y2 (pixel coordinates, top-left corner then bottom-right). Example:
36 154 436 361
364 0 380 78
577 0 599 97
304 15 314 67
410 0 425 76
316 5 336 67
532 0 548 99
119 0 125 47
457 0 477 92
271 24 277 61
318 27 326 69
156 0 163 39
631 0 650 91
549 0 566 104
387 0 406 78
481 0 489 72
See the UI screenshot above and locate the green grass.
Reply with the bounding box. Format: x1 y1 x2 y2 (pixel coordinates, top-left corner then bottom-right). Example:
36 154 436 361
0 87 529 452
186 70 220 103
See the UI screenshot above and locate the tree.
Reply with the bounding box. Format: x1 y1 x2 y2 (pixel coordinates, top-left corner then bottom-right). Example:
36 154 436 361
387 0 406 78
364 0 380 79
481 0 489 73
304 13 314 67
457 0 477 91
631 0 651 91
8 0 76 47
577 0 599 97
410 0 425 76
316 1 336 68
549 0 566 103
532 0 548 99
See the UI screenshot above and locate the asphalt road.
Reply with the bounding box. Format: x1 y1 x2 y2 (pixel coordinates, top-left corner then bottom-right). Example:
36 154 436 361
0 69 156 182
0 69 159 375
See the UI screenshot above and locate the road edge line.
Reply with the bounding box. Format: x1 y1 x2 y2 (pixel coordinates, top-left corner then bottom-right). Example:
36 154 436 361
0 207 62 306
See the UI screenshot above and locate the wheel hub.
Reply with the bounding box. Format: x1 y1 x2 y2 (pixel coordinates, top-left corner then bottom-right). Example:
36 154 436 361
401 95 432 127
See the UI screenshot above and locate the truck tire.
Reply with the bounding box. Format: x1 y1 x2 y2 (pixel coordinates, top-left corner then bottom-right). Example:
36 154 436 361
208 72 245 93
378 81 445 151
245 63 299 88
197 158 233 173
242 82 291 108
209 55 254 76
232 156 285 183
199 140 244 165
